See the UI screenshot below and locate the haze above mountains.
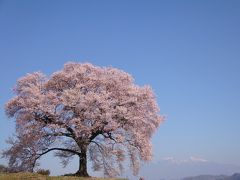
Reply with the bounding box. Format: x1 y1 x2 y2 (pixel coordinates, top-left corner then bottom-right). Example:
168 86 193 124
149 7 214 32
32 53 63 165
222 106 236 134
124 157 240 180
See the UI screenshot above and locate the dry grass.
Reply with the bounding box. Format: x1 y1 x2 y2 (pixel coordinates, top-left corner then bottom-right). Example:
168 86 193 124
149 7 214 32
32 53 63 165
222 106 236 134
0 173 127 180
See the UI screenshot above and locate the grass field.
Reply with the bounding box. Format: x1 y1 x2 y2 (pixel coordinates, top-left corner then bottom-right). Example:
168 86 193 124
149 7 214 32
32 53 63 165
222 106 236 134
0 173 127 180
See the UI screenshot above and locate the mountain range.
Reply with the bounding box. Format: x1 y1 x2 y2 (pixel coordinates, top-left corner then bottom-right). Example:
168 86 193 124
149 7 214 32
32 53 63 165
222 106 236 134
182 173 240 180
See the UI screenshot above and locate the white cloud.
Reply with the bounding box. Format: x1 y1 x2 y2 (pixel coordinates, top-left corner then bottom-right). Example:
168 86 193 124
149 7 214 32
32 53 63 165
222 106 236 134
161 156 208 164
190 156 207 162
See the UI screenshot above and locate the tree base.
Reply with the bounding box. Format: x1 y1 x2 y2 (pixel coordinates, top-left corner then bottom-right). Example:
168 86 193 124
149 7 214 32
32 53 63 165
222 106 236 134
74 170 90 177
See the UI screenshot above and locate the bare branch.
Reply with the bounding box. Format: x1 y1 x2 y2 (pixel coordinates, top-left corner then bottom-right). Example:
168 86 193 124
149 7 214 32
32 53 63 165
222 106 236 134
36 147 80 160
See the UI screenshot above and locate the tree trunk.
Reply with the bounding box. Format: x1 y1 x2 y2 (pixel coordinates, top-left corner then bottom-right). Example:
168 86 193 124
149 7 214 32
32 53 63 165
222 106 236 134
75 145 89 177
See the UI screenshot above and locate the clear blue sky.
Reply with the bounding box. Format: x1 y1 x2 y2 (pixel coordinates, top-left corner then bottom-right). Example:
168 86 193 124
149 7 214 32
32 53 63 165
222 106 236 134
0 0 240 176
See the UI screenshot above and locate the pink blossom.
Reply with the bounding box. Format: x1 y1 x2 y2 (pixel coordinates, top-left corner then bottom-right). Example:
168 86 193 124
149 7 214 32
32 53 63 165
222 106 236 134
3 62 163 177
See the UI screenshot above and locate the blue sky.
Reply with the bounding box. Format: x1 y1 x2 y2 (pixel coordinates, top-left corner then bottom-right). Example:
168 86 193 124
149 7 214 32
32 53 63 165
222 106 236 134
0 0 240 176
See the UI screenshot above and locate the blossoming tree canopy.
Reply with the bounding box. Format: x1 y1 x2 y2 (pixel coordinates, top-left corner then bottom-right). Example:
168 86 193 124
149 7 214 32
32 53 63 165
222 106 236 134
4 62 163 177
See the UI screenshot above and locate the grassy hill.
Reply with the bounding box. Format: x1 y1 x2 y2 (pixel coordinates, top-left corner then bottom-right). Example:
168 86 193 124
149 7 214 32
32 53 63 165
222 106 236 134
0 173 127 180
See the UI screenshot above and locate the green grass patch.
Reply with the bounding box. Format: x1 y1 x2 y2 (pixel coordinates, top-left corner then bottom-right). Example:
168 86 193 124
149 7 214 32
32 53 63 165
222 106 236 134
0 173 127 180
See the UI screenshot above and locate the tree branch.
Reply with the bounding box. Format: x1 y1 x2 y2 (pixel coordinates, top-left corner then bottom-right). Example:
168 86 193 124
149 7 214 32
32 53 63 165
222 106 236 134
34 112 77 139
43 132 73 138
102 132 117 143
91 140 104 151
90 129 103 141
36 148 81 160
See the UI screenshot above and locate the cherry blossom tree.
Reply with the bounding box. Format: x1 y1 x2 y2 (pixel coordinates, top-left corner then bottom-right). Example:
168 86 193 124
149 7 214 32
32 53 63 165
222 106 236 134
3 62 163 177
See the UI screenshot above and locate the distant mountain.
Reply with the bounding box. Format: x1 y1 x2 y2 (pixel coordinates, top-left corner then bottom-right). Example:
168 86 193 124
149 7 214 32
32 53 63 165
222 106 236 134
182 174 227 180
223 173 240 180
123 157 240 180
182 173 240 180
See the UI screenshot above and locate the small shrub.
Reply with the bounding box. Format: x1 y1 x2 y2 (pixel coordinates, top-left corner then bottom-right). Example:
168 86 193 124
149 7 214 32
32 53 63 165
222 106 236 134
36 169 50 176
63 173 75 176
0 164 7 173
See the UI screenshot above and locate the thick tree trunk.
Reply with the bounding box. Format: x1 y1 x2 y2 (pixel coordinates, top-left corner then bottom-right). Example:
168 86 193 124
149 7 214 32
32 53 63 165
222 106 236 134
75 145 89 177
